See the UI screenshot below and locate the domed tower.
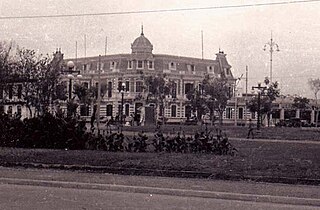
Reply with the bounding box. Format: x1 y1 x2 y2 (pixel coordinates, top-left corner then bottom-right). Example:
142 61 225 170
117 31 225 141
131 26 153 54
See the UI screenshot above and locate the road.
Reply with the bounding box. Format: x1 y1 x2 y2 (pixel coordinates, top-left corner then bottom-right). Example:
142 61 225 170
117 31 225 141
0 167 319 210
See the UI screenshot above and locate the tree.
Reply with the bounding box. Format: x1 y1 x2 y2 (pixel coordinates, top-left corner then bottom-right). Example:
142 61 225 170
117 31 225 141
201 76 231 125
72 82 108 119
144 74 175 124
292 96 310 110
308 78 320 126
13 48 61 116
0 41 14 107
248 80 280 126
186 88 206 122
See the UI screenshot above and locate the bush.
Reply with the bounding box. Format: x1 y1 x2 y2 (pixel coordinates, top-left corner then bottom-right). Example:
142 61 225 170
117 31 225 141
0 112 90 150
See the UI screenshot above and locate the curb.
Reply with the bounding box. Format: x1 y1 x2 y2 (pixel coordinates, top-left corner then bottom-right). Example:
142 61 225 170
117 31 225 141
1 177 319 207
2 162 320 186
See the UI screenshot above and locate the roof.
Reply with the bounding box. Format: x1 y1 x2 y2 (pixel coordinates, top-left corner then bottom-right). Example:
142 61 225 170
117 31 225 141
131 33 153 54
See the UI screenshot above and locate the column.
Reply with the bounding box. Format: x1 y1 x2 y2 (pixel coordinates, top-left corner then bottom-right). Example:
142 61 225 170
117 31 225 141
280 108 285 120
311 110 315 124
295 109 300 119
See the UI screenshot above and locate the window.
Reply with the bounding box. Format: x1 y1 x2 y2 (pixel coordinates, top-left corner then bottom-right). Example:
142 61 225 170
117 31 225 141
184 83 194 94
185 106 192 118
251 112 256 119
198 84 203 93
17 106 22 116
7 106 12 117
110 61 116 69
172 82 177 98
80 105 89 116
148 61 154 69
171 105 177 117
8 85 13 99
118 81 122 92
137 60 144 69
226 108 232 119
207 66 214 73
136 81 144 93
83 82 89 89
106 104 113 116
17 84 22 99
227 86 233 98
125 81 130 92
225 68 230 75
238 107 244 119
0 87 3 99
169 62 176 70
97 62 104 71
187 64 195 72
127 61 133 69
125 104 130 116
107 82 112 98
83 64 88 71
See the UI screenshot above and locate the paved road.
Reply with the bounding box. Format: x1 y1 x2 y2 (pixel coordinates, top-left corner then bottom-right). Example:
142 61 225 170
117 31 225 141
0 167 319 210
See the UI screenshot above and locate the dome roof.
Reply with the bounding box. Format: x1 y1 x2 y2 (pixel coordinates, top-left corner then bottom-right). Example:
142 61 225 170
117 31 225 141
131 29 153 54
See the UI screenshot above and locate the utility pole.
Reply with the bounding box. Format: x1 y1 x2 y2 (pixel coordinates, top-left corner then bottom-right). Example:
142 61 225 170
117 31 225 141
201 30 204 60
252 82 267 130
263 31 280 83
97 55 101 135
244 66 248 124
234 74 243 126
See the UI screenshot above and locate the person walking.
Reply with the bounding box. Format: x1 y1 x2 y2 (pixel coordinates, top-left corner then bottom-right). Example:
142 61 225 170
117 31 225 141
247 119 254 139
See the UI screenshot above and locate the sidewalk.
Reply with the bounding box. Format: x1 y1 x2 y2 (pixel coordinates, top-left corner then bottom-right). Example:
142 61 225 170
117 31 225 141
1 167 319 207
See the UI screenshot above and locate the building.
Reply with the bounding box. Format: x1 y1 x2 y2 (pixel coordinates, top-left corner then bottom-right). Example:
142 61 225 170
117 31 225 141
62 28 236 124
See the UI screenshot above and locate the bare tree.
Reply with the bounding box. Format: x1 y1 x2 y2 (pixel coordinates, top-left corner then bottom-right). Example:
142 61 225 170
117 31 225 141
308 78 320 126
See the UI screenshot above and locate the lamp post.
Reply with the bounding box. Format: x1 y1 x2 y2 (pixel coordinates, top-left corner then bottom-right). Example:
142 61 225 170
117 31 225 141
63 61 81 100
62 61 81 117
120 82 125 125
263 32 280 83
252 82 267 130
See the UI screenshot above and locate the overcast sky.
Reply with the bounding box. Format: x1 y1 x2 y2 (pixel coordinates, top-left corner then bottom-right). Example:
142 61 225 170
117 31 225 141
0 0 320 98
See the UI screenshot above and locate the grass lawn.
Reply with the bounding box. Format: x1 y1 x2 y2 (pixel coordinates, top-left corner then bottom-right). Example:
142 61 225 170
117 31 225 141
1 137 319 184
120 125 320 141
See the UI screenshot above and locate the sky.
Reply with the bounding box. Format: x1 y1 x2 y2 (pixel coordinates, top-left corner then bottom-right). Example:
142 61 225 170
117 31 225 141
0 0 320 98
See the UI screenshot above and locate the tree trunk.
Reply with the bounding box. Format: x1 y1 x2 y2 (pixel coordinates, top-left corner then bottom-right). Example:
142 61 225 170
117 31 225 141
219 111 223 126
27 105 33 118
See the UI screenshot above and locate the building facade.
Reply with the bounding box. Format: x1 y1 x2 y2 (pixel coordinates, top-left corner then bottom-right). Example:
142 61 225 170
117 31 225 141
62 30 236 124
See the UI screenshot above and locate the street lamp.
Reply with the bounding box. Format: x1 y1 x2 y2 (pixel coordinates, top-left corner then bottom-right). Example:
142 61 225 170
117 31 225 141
252 82 267 130
263 32 280 83
63 61 81 100
120 82 126 125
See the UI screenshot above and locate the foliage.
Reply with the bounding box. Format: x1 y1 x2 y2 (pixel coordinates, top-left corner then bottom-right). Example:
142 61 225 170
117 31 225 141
144 75 176 123
202 76 231 125
308 78 320 126
308 78 320 100
248 80 280 123
0 112 89 149
186 88 206 121
292 96 310 110
0 46 64 116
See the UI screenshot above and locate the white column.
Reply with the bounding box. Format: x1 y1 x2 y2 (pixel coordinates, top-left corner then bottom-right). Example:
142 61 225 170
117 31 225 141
280 108 285 120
